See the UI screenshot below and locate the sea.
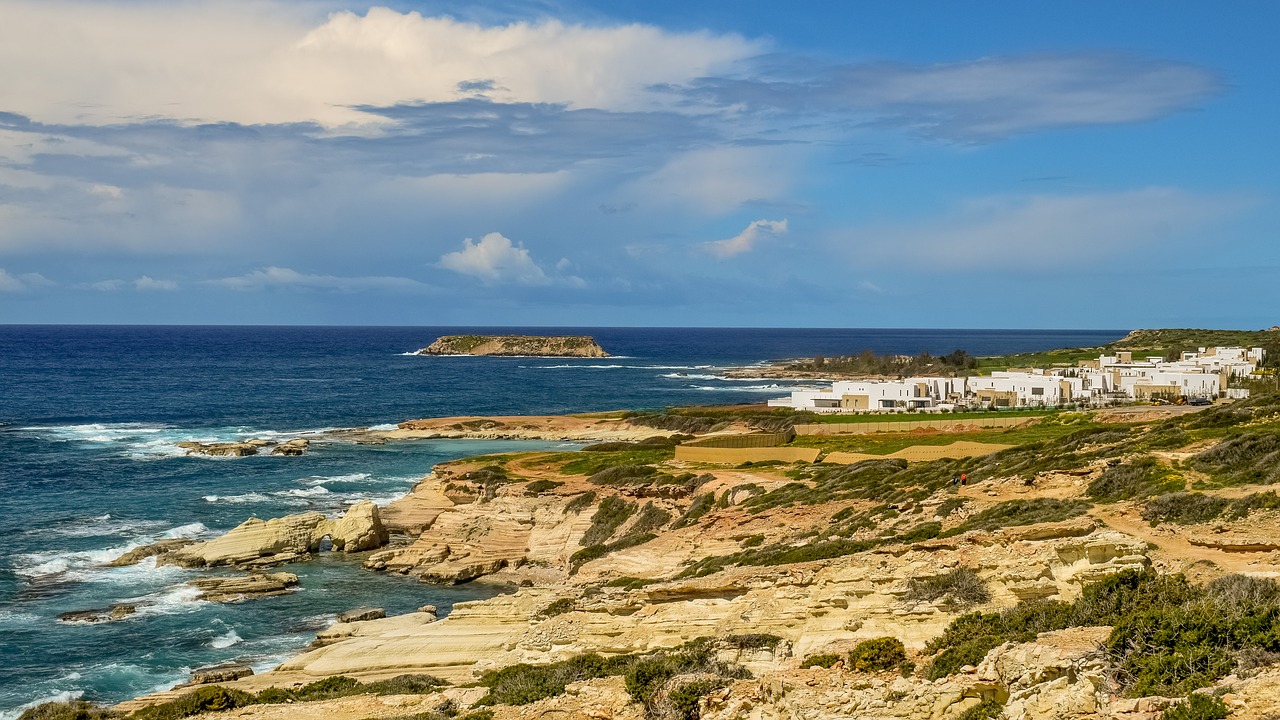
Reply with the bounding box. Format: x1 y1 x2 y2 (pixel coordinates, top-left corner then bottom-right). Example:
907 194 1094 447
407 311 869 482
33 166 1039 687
0 326 1124 717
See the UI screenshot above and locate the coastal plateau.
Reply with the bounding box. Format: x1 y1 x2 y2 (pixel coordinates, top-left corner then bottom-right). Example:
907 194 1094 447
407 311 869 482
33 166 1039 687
38 391 1280 720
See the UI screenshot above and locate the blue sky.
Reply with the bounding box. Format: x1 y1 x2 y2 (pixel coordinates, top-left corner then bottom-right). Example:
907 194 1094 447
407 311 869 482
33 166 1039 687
0 0 1277 327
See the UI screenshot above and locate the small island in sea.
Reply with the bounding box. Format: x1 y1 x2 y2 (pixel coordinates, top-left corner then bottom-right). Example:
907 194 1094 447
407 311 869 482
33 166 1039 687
416 334 610 357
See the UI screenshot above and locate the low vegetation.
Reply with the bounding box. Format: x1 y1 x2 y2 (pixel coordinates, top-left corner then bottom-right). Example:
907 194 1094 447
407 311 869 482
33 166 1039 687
848 637 906 673
925 570 1280 697
1143 489 1280 525
906 568 991 607
1086 456 1183 501
787 349 978 375
474 637 752 720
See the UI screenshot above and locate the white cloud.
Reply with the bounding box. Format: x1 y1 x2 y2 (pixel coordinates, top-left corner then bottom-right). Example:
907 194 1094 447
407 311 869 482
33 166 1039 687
704 219 788 259
85 279 126 292
848 187 1251 268
135 276 178 291
0 268 54 292
438 232 553 286
0 3 759 127
212 266 428 292
627 146 797 215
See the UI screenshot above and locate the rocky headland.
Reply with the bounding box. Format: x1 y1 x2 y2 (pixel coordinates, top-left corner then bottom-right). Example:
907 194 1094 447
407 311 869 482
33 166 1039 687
50 395 1280 720
416 334 610 357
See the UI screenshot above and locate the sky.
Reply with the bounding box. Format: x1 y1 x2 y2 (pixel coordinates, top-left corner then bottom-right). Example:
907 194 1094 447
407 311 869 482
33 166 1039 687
0 1 1277 328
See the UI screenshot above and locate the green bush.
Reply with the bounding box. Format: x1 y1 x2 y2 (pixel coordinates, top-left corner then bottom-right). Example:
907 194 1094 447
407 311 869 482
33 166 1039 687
582 495 637 545
293 676 361 701
723 634 782 650
800 653 842 669
926 569 1280 696
935 497 968 518
1225 490 1280 519
661 678 728 720
907 568 991 607
958 498 1090 532
361 675 448 695
1162 695 1229 720
630 503 673 535
1142 493 1229 525
524 479 564 495
539 598 576 617
1087 456 1183 501
955 699 1004 720
477 653 624 706
672 493 716 529
849 637 906 673
130 686 257 720
564 491 597 513
17 702 121 720
1191 431 1280 485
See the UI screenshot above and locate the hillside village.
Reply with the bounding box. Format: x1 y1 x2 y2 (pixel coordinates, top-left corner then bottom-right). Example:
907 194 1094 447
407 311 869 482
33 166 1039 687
770 345 1265 413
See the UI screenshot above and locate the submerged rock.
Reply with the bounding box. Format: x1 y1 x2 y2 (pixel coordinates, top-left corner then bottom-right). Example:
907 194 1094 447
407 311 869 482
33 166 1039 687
270 438 310 456
57 604 137 623
188 572 299 602
109 538 197 567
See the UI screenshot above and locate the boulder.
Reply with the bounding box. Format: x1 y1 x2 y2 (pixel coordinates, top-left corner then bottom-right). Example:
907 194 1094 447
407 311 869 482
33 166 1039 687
190 664 253 685
188 572 299 602
327 500 389 552
177 441 265 457
337 607 386 623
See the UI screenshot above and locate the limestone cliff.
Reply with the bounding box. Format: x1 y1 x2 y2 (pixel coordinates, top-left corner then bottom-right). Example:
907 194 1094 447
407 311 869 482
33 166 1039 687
416 335 610 357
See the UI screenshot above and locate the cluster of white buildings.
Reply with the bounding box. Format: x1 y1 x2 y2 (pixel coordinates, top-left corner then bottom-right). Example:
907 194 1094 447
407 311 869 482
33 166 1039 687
769 346 1265 413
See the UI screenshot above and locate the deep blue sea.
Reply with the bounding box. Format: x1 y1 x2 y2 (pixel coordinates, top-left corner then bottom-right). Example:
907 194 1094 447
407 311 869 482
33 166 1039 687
0 326 1124 717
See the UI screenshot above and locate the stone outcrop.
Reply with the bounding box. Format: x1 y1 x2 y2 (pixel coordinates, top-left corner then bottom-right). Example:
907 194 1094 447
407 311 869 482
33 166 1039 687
163 501 389 568
188 572 299 602
416 335 610 357
109 538 196 566
176 438 311 457
58 604 136 623
336 607 386 623
273 530 1149 685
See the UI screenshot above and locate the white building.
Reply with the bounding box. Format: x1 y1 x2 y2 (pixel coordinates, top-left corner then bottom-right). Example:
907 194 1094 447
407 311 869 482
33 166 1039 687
767 345 1262 413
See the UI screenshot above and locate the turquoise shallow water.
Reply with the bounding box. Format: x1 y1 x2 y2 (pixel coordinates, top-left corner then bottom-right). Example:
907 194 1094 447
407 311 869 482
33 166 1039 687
0 326 1124 716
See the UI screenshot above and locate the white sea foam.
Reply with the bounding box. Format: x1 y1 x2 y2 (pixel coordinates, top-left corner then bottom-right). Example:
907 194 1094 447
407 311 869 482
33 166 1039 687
367 423 399 431
20 421 339 461
161 522 209 539
687 384 819 393
203 493 270 504
526 363 706 370
302 472 370 486
210 629 243 649
274 486 330 498
125 584 208 617
13 543 138 580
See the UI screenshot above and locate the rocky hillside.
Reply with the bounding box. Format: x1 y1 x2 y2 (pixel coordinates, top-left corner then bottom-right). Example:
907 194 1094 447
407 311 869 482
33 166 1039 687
47 396 1280 720
416 335 610 357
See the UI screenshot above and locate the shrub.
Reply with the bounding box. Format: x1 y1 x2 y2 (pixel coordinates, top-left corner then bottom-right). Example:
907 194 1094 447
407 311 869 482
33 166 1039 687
955 700 1004 720
570 533 657 574
1191 431 1280 485
723 633 782 650
935 497 968 518
672 493 716 529
660 678 729 720
739 534 764 548
361 675 448 695
907 568 991 607
130 686 256 720
1087 456 1182 501
848 637 906 673
604 576 657 590
17 702 121 720
958 498 1090 532
539 598 576 617
1225 490 1280 519
1141 493 1229 525
800 653 842 669
1162 695 1229 720
477 654 622 706
630 503 673 535
623 639 751 708
293 676 361 701
564 491 597 514
524 479 564 496
582 495 637 545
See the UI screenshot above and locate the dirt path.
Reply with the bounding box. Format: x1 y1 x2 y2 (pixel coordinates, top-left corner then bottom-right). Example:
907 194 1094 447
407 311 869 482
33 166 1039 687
1089 504 1273 577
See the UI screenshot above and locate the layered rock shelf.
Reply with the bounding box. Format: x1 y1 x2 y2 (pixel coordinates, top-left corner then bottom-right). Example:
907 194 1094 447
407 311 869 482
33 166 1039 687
415 334 610 357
